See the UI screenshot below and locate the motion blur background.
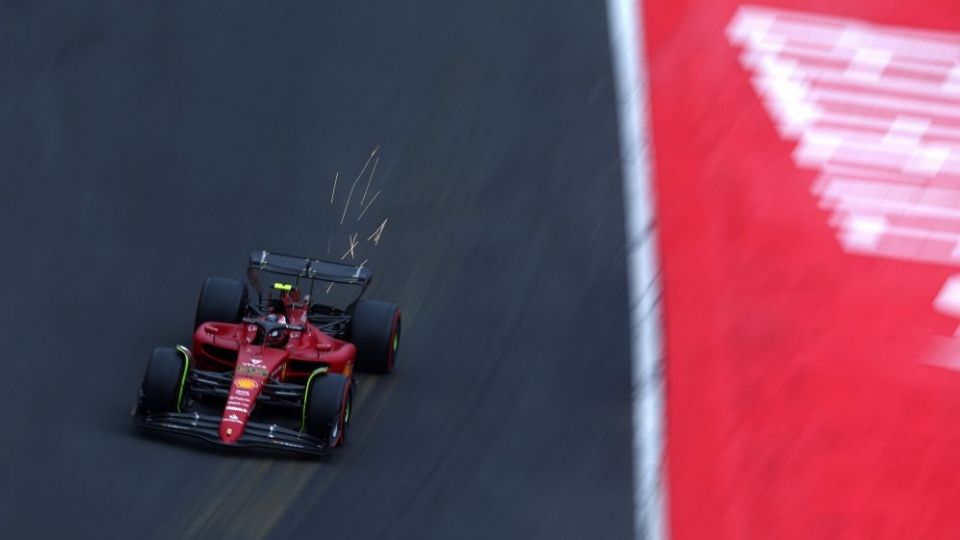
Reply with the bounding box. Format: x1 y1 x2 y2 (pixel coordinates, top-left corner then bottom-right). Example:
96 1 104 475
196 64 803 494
0 1 636 539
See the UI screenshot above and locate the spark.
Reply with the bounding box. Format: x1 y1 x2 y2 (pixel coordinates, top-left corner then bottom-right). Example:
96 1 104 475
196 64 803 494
367 218 387 245
340 147 379 225
353 259 368 278
356 190 381 222
341 233 359 260
330 171 339 204
360 156 379 207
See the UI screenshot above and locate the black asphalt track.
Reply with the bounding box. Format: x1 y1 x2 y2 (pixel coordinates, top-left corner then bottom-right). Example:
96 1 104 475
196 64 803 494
0 2 633 538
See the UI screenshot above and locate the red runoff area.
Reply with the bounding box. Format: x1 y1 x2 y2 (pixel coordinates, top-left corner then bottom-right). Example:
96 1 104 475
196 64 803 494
640 0 960 538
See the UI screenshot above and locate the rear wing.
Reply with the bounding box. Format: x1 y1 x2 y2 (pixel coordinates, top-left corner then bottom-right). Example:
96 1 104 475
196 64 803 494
248 250 372 287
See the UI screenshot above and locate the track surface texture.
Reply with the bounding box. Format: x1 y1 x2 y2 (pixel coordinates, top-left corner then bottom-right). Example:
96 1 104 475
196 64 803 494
0 2 633 539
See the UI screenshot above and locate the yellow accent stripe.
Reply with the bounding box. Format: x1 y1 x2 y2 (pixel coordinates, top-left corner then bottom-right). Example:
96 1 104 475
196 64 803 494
175 345 192 413
300 366 329 431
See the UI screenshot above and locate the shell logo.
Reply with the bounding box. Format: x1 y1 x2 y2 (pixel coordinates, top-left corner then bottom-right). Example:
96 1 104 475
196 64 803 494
234 377 258 390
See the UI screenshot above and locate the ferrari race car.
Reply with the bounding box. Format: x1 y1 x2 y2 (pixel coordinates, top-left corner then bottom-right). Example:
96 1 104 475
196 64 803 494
133 250 401 456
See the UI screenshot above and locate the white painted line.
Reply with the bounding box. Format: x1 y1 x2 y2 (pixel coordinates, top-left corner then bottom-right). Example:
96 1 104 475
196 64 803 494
742 63 960 108
738 39 955 78
606 1 667 539
813 112 960 142
810 88 960 120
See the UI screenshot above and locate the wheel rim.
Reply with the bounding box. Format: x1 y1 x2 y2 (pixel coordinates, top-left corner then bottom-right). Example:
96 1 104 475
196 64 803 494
330 389 352 446
330 414 341 443
388 316 401 369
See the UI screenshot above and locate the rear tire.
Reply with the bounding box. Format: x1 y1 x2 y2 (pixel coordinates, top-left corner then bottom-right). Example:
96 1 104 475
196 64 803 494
303 373 351 447
141 347 187 414
195 277 248 329
350 300 401 374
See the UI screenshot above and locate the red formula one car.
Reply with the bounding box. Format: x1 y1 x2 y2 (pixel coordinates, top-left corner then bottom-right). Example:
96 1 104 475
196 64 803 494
133 251 401 456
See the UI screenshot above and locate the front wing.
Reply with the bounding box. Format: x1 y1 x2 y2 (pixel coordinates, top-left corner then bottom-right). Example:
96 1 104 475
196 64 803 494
133 411 328 456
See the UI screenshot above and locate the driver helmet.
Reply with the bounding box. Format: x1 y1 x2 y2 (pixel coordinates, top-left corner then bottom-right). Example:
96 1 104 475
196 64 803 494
263 313 288 346
264 313 287 324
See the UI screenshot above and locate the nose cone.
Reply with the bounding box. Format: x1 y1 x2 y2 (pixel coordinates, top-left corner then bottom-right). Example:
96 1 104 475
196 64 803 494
220 376 261 443
219 346 286 444
220 413 246 443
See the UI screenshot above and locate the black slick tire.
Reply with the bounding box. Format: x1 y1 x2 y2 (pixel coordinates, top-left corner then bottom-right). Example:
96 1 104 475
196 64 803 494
195 277 248 329
303 373 351 447
350 300 401 374
141 347 187 414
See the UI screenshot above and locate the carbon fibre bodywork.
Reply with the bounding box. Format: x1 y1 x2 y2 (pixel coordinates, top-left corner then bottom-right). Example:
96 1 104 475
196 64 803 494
133 411 329 456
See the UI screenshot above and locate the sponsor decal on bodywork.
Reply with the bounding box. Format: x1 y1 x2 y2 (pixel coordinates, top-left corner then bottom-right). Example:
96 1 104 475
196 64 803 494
234 377 258 390
237 364 269 378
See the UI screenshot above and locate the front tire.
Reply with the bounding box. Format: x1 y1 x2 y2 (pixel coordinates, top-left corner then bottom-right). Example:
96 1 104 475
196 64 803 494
195 277 248 329
303 373 351 447
350 300 401 374
141 347 188 414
